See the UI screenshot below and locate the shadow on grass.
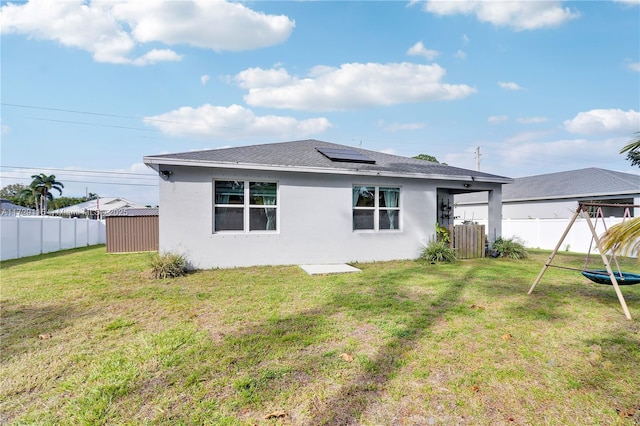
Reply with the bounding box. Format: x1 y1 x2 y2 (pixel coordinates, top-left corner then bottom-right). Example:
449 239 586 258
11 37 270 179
577 331 640 406
307 266 471 425
0 245 105 269
0 302 81 361
184 263 466 424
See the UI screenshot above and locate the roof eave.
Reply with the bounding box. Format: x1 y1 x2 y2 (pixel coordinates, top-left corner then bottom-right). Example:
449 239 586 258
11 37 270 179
143 157 512 184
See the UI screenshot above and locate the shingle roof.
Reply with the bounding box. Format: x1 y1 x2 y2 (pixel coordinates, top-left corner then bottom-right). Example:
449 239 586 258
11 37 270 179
50 197 146 214
144 139 511 183
0 198 34 212
456 168 640 203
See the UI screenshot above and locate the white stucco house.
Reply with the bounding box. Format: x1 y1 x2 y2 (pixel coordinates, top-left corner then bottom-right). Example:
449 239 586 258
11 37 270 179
144 139 512 269
455 168 640 221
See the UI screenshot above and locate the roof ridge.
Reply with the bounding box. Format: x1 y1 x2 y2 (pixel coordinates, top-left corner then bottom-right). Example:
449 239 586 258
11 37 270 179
593 168 640 186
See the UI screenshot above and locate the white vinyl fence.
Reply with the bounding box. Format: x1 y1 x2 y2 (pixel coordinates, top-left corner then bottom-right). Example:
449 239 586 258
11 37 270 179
469 217 633 255
0 216 106 261
1 216 635 261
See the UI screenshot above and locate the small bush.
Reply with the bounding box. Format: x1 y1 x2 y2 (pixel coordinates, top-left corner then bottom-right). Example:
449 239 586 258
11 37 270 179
150 252 188 279
421 240 457 263
435 222 451 243
491 237 529 259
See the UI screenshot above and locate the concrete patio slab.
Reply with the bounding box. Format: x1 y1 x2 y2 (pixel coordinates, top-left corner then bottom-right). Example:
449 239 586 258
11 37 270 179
299 264 362 275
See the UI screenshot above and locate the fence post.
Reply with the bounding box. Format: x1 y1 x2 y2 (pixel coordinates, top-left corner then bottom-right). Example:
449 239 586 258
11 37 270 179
17 216 21 259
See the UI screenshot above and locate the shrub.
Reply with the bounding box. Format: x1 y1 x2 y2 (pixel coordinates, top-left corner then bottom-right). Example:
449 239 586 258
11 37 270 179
150 252 188 279
421 239 457 263
491 237 529 259
435 223 451 243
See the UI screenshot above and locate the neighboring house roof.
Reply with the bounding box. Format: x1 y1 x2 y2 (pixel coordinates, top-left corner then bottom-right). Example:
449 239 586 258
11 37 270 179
50 197 146 214
456 168 640 204
0 198 35 213
144 139 512 184
105 207 158 217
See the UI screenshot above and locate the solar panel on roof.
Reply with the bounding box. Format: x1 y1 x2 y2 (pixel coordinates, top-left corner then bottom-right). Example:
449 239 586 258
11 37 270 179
316 147 376 164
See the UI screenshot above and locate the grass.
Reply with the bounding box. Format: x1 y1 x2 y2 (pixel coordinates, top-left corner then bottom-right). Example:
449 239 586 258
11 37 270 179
1 246 639 425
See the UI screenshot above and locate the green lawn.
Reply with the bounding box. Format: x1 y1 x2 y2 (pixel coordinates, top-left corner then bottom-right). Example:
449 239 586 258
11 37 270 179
1 246 639 425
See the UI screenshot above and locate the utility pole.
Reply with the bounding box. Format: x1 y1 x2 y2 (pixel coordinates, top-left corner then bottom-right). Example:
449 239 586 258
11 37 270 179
475 146 481 171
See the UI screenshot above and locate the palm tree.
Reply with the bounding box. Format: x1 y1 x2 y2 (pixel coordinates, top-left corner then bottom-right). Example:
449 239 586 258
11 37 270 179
18 186 38 211
29 173 64 215
620 131 640 167
599 132 640 260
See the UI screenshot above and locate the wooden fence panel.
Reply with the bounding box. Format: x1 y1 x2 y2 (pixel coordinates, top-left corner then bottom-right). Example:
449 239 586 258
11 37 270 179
450 224 486 259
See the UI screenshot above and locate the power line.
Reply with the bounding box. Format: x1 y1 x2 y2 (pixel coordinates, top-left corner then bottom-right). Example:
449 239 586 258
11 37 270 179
24 116 162 133
3 102 247 131
0 174 158 187
3 102 140 120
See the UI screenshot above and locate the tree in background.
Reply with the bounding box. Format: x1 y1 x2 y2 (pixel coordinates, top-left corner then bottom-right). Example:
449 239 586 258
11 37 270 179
26 174 64 215
0 183 28 199
599 132 640 260
1 182 100 211
0 183 33 207
412 154 439 163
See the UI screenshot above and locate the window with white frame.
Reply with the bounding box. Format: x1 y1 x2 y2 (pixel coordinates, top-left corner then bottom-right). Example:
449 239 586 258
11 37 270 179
352 185 400 231
214 180 277 232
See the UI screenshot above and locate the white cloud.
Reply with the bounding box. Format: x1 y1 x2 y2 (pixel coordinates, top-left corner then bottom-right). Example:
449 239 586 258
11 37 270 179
112 1 294 51
201 75 210 85
407 41 439 60
0 0 295 65
498 81 524 91
628 62 640 72
497 137 627 171
424 1 579 31
517 116 549 124
564 109 640 134
488 115 508 124
237 62 476 111
143 104 332 139
614 0 640 4
378 120 425 131
454 50 467 59
505 129 556 144
235 67 293 89
132 49 182 66
462 34 470 44
500 138 591 165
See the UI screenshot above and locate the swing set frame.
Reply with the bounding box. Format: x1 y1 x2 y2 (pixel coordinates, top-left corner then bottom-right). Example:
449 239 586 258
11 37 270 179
528 202 638 320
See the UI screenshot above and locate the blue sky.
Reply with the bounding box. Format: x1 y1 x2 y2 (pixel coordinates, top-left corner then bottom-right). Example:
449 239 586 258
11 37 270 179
1 0 639 206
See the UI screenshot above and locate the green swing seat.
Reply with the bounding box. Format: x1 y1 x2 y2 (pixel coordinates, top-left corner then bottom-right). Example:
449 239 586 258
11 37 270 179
582 270 640 286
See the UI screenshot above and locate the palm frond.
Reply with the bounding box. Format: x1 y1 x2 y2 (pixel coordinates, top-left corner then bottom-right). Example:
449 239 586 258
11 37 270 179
600 217 640 260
